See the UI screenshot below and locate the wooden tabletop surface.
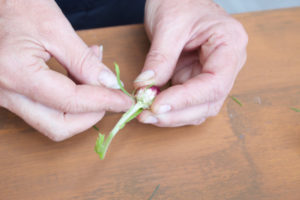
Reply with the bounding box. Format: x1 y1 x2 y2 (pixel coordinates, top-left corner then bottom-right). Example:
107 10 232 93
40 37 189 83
1 8 300 200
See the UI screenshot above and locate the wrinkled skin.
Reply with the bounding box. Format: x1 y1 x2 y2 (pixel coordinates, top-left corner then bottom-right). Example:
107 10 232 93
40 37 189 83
0 0 132 141
0 0 248 141
135 0 248 127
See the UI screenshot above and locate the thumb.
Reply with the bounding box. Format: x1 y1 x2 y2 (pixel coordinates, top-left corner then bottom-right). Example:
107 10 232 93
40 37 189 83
41 15 119 89
134 29 187 88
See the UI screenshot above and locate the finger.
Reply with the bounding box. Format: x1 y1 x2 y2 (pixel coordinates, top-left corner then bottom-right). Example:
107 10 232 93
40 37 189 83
38 6 119 89
90 45 103 62
173 51 199 74
1 89 105 141
67 45 103 83
172 61 201 85
4 61 132 113
99 45 103 62
138 101 223 127
134 26 188 88
171 51 201 85
151 45 241 114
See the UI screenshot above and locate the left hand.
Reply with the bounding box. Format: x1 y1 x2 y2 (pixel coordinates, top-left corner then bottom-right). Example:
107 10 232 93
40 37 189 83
0 0 132 141
134 0 248 127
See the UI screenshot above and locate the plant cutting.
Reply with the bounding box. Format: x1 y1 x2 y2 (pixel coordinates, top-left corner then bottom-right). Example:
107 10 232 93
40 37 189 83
94 63 159 159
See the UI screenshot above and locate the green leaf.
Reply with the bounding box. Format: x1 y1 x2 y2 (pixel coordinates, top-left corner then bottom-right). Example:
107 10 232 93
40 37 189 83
290 107 300 112
95 133 105 157
114 62 132 98
230 96 242 106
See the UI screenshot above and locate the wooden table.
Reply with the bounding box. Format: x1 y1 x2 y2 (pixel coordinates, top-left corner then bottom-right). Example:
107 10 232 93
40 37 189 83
1 8 300 200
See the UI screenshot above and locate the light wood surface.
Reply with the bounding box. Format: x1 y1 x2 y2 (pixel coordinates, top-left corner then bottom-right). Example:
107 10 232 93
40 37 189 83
1 8 300 200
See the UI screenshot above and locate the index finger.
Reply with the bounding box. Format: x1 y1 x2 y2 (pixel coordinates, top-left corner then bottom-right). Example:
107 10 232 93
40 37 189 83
151 44 246 114
4 61 132 113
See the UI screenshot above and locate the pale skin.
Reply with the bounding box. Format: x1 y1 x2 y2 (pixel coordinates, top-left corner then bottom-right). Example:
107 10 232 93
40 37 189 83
135 0 248 127
0 0 248 140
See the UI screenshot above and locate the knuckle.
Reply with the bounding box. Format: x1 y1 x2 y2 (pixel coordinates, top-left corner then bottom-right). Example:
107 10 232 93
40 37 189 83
60 101 72 113
44 122 74 142
153 9 177 30
226 19 248 47
77 48 97 76
47 130 69 142
146 50 169 66
212 80 230 100
207 103 222 117
59 87 83 113
213 18 248 49
43 114 83 142
231 20 249 48
213 86 226 100
61 99 78 113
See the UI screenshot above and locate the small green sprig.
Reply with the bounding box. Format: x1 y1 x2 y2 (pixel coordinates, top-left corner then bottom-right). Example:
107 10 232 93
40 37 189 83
148 184 160 200
114 62 132 98
290 107 300 112
230 95 242 106
94 63 158 159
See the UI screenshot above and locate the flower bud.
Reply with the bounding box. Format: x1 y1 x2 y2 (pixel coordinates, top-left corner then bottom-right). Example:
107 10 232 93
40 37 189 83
135 86 160 108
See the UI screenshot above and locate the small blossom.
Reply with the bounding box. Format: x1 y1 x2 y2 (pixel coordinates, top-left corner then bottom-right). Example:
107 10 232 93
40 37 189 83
135 86 160 108
94 63 160 159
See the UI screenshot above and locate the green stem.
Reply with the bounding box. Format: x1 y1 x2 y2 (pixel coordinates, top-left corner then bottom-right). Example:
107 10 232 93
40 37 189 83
96 101 144 159
110 101 143 137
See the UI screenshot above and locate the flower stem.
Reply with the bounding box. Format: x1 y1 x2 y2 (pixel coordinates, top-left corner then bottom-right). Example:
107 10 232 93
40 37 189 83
95 101 144 159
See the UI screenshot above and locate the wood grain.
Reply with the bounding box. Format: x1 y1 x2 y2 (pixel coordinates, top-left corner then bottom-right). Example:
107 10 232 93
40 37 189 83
1 8 300 200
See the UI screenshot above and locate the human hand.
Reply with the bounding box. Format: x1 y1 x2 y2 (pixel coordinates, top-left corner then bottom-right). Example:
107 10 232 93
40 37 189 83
0 0 132 141
135 0 248 127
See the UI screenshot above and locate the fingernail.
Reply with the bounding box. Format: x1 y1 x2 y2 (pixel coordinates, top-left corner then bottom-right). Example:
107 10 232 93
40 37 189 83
134 70 155 83
157 105 171 114
99 45 103 61
98 69 120 89
143 116 158 124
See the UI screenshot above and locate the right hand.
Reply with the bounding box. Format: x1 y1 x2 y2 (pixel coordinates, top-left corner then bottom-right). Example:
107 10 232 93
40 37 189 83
0 0 132 141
